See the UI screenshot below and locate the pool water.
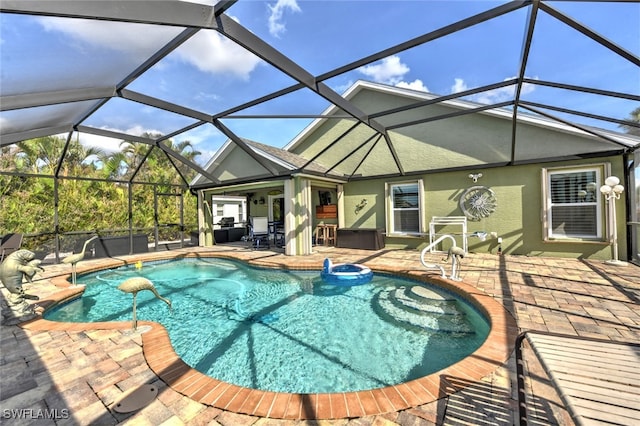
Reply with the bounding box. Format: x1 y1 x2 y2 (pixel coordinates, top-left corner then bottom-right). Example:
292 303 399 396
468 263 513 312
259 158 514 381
45 258 490 393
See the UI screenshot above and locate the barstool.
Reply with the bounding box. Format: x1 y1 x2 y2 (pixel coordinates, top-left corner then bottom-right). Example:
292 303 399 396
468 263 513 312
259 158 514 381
324 224 337 246
314 223 325 245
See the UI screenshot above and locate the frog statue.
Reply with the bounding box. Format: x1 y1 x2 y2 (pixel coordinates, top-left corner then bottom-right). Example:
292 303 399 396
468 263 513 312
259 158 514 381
0 249 43 323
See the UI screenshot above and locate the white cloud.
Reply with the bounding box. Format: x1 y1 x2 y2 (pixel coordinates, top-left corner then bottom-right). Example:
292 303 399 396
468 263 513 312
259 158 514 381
358 55 428 92
451 78 468 94
462 76 538 104
195 91 221 102
358 56 409 85
36 16 177 55
268 0 301 38
175 30 262 80
76 125 163 153
173 125 219 148
333 80 356 95
36 15 262 80
396 79 429 92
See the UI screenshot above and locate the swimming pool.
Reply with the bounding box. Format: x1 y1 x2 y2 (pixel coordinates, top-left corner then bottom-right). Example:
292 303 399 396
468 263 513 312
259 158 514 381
45 257 490 394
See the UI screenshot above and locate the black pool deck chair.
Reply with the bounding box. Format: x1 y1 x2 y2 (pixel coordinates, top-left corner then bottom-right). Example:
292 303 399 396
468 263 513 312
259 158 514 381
516 331 640 426
1 233 23 262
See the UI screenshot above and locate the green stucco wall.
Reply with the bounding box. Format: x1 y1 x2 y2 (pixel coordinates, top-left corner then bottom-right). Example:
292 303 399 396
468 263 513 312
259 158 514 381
341 157 627 260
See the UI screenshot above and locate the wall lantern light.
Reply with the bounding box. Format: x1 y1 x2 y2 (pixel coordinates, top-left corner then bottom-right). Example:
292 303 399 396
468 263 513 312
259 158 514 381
599 176 627 266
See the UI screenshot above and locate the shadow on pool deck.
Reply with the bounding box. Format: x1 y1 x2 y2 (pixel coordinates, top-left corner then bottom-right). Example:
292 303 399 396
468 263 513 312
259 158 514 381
1 245 639 425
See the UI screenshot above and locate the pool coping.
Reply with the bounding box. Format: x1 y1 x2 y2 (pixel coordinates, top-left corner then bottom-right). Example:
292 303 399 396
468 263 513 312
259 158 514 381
19 251 517 420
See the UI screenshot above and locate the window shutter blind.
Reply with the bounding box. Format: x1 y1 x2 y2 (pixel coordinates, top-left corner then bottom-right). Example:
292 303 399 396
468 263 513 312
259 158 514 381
392 183 420 233
549 170 599 238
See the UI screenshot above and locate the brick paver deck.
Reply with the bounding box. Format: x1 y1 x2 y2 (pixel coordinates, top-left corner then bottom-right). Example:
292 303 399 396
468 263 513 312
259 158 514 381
1 245 638 425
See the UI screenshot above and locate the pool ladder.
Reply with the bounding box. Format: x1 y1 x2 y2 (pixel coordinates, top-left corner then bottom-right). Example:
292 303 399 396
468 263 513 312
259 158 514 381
420 234 465 281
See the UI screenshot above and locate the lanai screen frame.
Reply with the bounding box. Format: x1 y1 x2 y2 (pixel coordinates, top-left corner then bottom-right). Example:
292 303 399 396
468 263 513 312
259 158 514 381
1 0 639 258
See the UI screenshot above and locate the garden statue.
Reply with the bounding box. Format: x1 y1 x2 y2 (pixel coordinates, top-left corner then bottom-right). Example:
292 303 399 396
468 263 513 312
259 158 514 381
445 245 466 262
444 246 466 281
0 249 43 323
63 235 98 285
118 277 171 331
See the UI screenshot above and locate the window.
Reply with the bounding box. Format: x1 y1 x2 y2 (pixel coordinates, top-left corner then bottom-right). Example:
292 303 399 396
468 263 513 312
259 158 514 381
387 180 424 234
544 166 603 240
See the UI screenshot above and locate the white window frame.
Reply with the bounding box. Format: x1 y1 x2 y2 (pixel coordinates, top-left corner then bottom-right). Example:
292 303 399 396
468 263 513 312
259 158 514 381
385 179 425 236
542 165 605 241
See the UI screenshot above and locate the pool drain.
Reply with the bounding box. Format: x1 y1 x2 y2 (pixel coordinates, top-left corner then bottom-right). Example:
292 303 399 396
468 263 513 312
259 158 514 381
112 384 158 413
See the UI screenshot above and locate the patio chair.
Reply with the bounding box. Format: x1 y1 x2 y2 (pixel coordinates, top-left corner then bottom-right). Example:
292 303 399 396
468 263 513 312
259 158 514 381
249 217 270 249
1 233 23 262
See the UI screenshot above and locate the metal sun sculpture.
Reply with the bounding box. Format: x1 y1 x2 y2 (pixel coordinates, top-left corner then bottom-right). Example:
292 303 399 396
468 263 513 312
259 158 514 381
459 185 497 221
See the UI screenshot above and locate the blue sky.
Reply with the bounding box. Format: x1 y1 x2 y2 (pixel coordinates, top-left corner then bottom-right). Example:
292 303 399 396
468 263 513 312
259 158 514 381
1 0 638 163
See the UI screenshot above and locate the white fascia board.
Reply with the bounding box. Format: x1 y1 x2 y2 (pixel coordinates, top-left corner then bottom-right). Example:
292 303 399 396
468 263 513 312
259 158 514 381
588 129 640 148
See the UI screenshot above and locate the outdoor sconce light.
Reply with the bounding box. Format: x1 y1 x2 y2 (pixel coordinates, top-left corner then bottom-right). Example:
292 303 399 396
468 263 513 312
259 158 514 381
468 173 483 183
259 196 266 205
355 198 368 214
599 176 627 266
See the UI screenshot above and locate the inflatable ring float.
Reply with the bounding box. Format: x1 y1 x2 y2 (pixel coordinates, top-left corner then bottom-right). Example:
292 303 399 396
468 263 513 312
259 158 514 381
320 258 373 286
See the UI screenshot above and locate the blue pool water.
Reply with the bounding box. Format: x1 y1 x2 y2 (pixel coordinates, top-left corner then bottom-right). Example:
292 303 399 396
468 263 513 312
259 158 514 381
45 258 490 393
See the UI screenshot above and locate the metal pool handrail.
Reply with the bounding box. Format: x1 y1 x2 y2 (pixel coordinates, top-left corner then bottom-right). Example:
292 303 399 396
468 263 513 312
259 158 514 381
420 234 464 280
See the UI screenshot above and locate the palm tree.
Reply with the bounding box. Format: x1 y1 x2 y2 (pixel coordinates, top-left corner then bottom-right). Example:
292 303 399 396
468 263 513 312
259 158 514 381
97 151 129 180
620 107 640 136
15 136 104 176
159 139 202 182
15 136 61 174
118 135 201 184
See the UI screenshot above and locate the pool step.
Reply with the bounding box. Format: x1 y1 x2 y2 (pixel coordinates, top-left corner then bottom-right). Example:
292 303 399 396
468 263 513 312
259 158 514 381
395 286 462 315
375 286 474 335
406 285 458 304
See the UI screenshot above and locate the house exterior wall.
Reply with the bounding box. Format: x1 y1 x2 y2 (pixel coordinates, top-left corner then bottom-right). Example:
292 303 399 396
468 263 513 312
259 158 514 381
194 83 633 260
340 156 627 260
